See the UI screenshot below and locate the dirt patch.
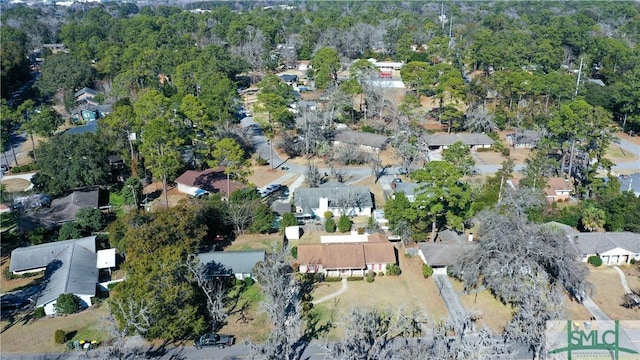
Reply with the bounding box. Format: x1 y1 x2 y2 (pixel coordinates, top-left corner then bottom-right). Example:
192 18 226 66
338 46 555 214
1 304 111 354
1 178 31 192
588 266 640 320
247 166 290 188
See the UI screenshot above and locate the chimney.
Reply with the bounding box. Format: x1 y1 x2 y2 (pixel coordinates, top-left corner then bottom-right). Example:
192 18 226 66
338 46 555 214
319 197 329 212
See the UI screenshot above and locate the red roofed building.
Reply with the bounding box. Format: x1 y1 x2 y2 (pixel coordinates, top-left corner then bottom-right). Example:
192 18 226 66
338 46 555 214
545 177 572 202
175 167 245 199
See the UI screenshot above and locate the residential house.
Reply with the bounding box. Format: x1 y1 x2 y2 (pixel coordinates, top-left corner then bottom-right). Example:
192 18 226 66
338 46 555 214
390 182 424 202
74 87 98 103
333 130 390 153
65 119 99 135
418 241 477 274
506 130 541 148
36 187 109 226
196 250 265 280
422 133 494 152
545 177 572 202
297 242 397 277
279 74 298 87
294 181 373 219
8 236 115 315
618 173 640 197
570 232 640 265
175 167 245 199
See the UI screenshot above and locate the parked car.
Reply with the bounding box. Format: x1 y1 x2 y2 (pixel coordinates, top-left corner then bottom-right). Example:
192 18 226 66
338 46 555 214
194 333 235 349
266 183 281 192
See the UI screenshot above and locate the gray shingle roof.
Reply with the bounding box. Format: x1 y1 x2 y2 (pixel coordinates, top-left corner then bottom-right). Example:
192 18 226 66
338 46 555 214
571 232 640 255
619 173 640 195
419 241 477 267
294 184 373 211
197 250 266 275
36 187 101 225
333 130 390 150
423 133 494 147
9 236 98 307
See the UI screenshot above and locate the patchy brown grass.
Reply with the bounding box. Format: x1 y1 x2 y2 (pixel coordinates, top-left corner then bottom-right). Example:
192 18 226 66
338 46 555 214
0 178 31 192
450 279 513 333
588 266 640 320
1 303 111 354
312 253 450 340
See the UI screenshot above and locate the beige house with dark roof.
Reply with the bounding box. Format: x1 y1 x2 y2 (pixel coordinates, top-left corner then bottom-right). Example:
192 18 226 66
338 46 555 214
297 241 397 277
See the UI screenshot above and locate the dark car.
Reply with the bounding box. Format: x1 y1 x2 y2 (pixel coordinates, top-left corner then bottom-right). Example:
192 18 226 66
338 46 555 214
194 333 235 349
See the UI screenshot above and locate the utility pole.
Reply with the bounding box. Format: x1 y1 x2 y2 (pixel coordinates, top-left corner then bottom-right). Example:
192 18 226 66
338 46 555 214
574 57 584 99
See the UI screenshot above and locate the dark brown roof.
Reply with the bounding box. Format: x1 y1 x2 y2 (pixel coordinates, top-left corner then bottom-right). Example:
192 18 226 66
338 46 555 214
175 167 245 197
298 242 396 270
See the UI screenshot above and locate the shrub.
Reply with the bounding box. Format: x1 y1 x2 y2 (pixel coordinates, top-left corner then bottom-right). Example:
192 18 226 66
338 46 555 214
243 277 255 287
256 157 268 166
346 276 363 281
337 214 352 233
422 264 434 278
324 277 342 282
54 293 82 314
377 272 384 277
54 329 66 344
588 256 603 267
34 307 46 318
290 246 298 259
386 264 401 276
325 218 336 233
281 213 298 231
631 259 637 265
357 227 365 235
323 211 333 220
365 270 375 283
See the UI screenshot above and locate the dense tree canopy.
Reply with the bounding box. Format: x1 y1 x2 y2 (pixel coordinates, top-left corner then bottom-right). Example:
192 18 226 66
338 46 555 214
31 133 110 196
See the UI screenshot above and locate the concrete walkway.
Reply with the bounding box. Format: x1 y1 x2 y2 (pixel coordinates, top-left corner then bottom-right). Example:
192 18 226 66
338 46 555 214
433 274 468 323
612 266 633 294
582 296 611 321
312 278 348 305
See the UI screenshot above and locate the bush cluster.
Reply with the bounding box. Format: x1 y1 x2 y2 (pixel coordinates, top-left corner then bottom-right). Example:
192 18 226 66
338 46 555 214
386 264 402 276
346 276 363 281
588 256 603 267
34 307 46 318
54 329 66 344
256 157 268 166
365 271 375 283
422 264 434 278
324 277 342 282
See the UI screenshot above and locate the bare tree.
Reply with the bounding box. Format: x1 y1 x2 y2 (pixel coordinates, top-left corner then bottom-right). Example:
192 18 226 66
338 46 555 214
335 191 367 216
249 246 308 360
186 257 229 331
305 162 322 188
230 26 265 84
110 298 152 337
452 206 588 358
327 307 418 360
226 201 255 234
464 102 499 133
